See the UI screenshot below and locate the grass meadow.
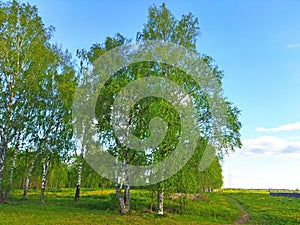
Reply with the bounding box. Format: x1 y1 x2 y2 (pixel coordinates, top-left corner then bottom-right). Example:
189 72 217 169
223 189 300 224
0 188 299 224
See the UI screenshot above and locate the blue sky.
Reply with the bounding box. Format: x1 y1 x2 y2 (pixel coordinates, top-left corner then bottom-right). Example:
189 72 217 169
23 0 300 189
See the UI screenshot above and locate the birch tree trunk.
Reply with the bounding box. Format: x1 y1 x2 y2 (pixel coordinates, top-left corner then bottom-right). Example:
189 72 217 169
115 180 127 213
40 160 49 206
74 123 87 202
6 134 20 199
0 137 7 203
124 150 130 211
114 152 130 214
74 158 82 202
23 156 37 200
23 174 32 200
7 147 18 197
157 185 164 215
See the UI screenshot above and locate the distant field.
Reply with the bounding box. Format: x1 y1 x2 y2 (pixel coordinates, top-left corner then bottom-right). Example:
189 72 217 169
0 189 299 224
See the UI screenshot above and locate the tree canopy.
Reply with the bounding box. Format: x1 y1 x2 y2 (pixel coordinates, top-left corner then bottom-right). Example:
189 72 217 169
0 1 241 216
0 0 75 203
72 3 241 214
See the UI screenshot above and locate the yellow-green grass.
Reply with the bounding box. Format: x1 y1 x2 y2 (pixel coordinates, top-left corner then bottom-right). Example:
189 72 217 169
0 188 240 225
2 188 298 224
223 190 300 225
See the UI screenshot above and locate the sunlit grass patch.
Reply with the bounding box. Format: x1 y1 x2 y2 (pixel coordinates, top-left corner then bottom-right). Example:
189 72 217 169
224 191 300 225
3 188 298 224
0 188 240 225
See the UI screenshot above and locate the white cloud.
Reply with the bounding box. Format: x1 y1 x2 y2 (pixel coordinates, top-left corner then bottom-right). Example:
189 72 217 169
287 136 300 141
256 122 300 132
241 136 300 158
287 44 300 48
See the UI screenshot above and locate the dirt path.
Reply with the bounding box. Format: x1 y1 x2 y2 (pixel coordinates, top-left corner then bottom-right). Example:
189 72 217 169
225 196 250 224
234 201 249 224
170 193 250 224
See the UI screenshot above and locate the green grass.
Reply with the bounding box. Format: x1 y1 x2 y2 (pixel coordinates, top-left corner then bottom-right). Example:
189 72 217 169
1 189 299 224
0 188 239 225
223 189 300 225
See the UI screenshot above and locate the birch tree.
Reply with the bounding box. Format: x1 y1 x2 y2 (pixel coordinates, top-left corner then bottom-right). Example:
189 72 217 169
137 4 242 214
0 1 75 203
34 47 75 206
0 0 55 202
74 34 133 212
76 3 241 215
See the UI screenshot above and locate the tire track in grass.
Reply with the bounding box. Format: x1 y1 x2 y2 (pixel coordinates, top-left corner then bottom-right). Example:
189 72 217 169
224 196 250 225
233 201 249 225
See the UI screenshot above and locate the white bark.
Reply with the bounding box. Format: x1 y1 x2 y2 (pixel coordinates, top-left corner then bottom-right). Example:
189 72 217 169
0 146 5 185
157 189 164 215
9 147 18 186
23 156 36 200
74 159 82 201
6 134 20 198
75 124 87 201
40 160 49 206
115 154 125 213
0 135 7 203
124 161 130 210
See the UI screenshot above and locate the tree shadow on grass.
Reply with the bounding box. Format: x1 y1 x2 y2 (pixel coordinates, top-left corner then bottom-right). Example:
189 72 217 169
73 192 154 214
72 193 118 211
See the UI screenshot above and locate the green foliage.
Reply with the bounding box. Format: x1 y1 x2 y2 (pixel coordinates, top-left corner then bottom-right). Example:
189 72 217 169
0 0 76 200
135 3 241 202
1 1 242 216
162 141 223 196
139 3 199 51
11 153 113 190
73 3 242 214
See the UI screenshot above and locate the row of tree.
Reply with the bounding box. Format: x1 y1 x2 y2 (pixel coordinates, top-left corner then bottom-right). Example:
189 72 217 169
10 145 222 193
0 0 75 205
0 1 242 215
